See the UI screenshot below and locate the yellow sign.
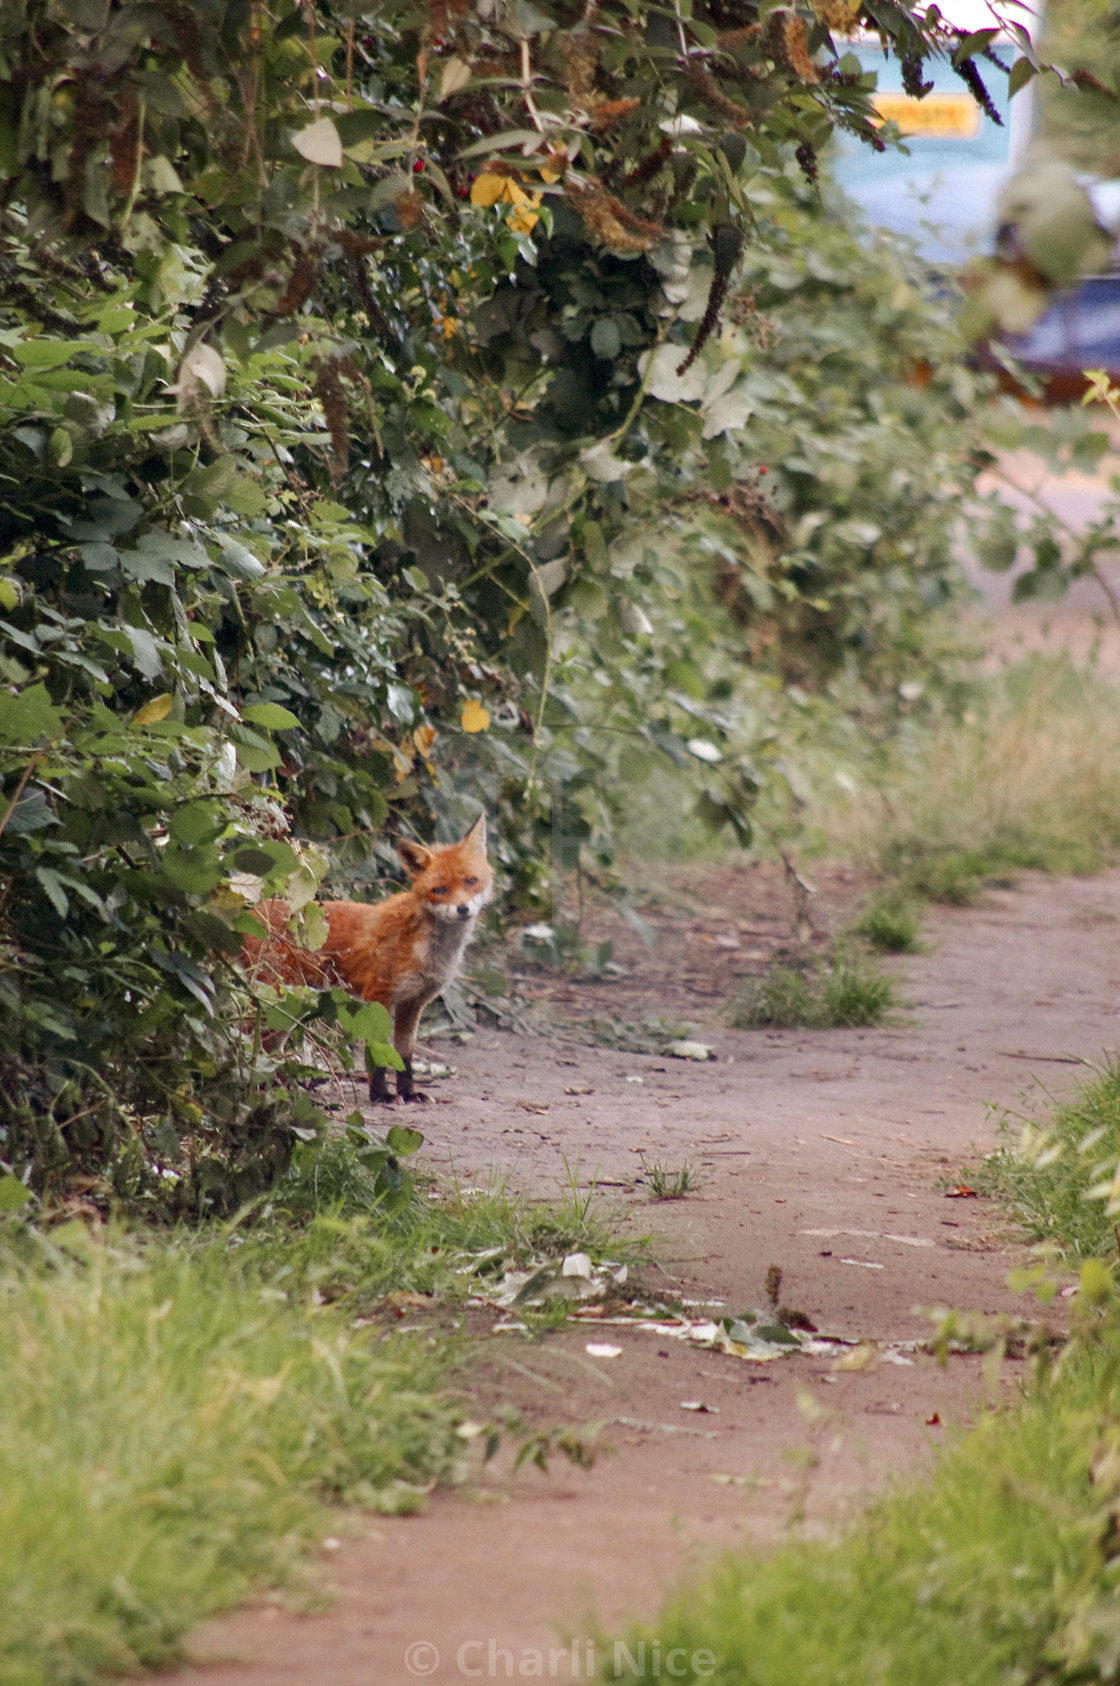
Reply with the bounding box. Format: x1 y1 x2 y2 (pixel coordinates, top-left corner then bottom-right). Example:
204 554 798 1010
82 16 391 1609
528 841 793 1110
871 91 981 138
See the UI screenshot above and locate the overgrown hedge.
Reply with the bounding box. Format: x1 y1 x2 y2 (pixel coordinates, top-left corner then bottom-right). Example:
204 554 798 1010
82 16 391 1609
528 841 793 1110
0 1 1051 1204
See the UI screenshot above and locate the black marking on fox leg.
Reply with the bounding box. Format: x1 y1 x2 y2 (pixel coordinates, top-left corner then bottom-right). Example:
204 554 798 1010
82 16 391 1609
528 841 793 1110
368 1062 392 1104
396 1058 428 1103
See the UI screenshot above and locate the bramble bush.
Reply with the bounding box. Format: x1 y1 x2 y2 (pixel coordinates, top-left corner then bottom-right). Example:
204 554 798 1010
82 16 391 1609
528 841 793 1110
0 0 1055 1206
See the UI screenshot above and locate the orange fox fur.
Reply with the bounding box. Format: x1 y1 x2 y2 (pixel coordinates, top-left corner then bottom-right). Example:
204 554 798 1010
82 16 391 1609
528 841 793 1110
241 815 492 1101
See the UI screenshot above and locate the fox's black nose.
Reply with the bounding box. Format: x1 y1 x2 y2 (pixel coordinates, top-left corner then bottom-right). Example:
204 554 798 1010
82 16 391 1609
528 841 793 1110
457 903 470 919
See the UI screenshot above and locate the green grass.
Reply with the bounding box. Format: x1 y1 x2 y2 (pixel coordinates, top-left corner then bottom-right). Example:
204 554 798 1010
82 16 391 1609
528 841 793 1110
731 949 896 1030
976 1061 1120 1262
602 1265 1120 1684
0 1157 634 1686
852 895 922 953
813 656 1120 904
0 1220 461 1685
638 1157 699 1199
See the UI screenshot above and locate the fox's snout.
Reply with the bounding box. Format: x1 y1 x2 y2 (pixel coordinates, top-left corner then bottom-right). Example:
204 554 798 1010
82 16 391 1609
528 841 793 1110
457 903 471 920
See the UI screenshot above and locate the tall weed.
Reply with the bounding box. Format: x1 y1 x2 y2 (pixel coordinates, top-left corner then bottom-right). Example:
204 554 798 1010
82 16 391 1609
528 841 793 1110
805 656 1120 899
978 1062 1120 1260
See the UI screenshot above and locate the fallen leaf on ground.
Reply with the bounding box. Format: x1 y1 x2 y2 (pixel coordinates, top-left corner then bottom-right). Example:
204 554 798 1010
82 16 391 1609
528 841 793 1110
833 1342 879 1372
946 1186 978 1198
680 1400 719 1412
518 1101 549 1114
586 1343 623 1358
926 1411 942 1426
565 1085 594 1095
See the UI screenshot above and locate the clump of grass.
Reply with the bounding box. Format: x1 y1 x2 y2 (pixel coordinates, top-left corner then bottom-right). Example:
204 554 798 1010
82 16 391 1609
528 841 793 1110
975 1060 1120 1260
638 1156 698 1199
817 656 1120 902
853 894 922 953
731 949 895 1030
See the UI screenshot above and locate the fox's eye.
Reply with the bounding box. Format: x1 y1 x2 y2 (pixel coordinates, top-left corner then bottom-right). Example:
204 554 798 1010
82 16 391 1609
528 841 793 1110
431 885 449 895
464 877 478 889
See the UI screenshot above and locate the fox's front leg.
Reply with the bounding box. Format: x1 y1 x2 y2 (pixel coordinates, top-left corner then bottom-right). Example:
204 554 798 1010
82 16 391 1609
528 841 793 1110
392 1000 427 1103
366 1057 393 1105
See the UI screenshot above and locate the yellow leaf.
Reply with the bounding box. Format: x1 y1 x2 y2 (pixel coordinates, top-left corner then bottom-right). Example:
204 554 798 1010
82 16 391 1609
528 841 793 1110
414 723 437 757
132 693 174 726
471 173 513 208
508 206 540 236
461 700 490 733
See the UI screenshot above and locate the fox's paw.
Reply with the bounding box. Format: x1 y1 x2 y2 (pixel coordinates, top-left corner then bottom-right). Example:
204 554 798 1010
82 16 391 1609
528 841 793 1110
398 1089 429 1104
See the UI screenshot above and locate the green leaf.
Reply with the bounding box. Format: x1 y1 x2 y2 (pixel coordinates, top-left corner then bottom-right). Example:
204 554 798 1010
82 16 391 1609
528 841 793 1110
242 702 301 731
35 867 69 917
12 341 101 368
590 317 622 360
1008 57 1037 97
386 1124 424 1156
0 1175 32 1212
411 403 452 437
229 845 281 875
217 542 266 581
169 801 221 846
161 846 225 895
344 999 393 1041
0 684 64 746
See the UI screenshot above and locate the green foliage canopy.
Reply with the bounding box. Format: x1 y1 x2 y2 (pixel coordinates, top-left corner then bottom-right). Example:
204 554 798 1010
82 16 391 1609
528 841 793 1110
0 0 1039 1201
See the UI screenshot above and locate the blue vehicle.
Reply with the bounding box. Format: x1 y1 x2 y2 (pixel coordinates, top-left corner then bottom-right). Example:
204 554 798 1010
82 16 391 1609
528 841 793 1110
830 35 1027 265
831 29 1120 385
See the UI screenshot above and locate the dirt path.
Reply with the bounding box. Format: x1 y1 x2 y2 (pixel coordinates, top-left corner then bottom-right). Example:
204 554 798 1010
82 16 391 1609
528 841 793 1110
162 862 1120 1686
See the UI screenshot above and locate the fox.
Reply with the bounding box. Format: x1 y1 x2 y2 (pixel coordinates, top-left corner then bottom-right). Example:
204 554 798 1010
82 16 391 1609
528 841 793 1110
240 814 492 1102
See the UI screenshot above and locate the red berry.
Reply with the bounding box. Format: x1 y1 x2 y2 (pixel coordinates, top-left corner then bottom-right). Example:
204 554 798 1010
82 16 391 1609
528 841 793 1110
413 159 426 173
759 466 769 475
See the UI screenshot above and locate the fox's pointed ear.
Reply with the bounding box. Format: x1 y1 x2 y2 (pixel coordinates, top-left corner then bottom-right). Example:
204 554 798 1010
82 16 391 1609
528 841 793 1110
397 836 434 879
461 813 487 852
